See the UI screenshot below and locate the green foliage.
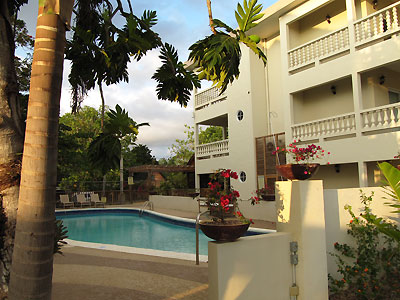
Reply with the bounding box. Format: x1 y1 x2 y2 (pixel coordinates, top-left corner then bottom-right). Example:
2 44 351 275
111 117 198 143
378 162 400 213
167 124 194 165
199 126 225 144
329 192 400 299
124 144 157 167
189 0 266 93
53 219 68 255
152 43 201 107
58 106 103 189
88 104 148 176
235 0 264 32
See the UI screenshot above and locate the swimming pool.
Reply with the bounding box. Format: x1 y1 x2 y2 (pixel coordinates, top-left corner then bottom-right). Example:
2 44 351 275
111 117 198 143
56 208 270 261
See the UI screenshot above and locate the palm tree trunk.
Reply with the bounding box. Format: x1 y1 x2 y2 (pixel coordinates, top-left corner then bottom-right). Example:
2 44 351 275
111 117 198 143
8 1 74 298
0 1 24 291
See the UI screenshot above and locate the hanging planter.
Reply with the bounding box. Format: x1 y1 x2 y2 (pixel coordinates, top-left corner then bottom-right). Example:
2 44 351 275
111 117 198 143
200 221 250 242
276 163 320 180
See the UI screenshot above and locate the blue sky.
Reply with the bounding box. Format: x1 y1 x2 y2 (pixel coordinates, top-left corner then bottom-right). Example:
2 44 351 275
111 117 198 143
19 0 275 159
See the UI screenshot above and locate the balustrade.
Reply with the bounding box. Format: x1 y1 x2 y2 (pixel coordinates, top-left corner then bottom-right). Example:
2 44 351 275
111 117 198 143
196 139 229 158
291 113 356 141
288 27 349 70
361 103 400 131
195 86 226 110
354 2 400 45
288 2 400 72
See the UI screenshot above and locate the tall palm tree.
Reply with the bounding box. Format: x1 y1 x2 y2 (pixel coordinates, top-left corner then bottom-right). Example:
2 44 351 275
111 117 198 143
0 1 24 290
8 1 74 299
89 105 148 199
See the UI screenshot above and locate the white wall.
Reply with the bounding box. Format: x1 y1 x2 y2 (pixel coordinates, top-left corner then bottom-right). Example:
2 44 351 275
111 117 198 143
149 195 199 213
208 232 292 300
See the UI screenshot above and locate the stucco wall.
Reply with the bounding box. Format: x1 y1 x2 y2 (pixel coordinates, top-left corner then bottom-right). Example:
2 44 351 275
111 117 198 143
149 195 199 213
208 232 292 300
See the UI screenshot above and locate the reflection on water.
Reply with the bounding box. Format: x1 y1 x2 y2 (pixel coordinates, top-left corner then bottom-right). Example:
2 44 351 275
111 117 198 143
58 213 211 255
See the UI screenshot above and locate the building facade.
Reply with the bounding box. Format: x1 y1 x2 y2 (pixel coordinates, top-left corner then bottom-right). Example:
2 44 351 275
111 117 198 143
193 0 400 205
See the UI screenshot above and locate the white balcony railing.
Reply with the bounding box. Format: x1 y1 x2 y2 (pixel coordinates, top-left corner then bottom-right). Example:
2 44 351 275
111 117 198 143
354 1 400 46
194 86 226 110
288 2 400 72
292 113 356 141
361 102 400 132
196 139 229 158
288 26 350 70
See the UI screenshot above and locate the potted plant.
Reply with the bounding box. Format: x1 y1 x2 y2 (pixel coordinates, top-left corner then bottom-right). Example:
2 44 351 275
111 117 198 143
273 141 330 180
254 185 275 201
200 169 253 242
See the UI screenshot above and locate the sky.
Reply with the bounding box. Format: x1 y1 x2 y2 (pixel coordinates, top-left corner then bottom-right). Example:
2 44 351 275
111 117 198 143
18 0 275 159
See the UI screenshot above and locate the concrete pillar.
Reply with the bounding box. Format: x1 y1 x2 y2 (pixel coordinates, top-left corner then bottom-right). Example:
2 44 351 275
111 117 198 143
275 180 329 300
208 233 292 300
358 161 368 187
222 126 228 140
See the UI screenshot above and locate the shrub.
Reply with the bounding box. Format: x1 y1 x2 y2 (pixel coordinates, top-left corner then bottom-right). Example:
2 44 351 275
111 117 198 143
329 192 400 299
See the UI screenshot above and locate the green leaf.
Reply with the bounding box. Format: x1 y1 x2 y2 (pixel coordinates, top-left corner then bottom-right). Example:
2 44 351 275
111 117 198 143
152 43 201 107
378 162 400 213
235 0 264 32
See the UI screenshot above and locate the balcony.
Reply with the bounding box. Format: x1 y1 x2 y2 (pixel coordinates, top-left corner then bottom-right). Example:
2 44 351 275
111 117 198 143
196 139 229 159
291 103 400 141
195 86 226 111
288 1 400 73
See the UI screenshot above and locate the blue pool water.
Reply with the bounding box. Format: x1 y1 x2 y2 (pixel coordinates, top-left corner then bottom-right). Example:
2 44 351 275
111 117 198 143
57 210 212 255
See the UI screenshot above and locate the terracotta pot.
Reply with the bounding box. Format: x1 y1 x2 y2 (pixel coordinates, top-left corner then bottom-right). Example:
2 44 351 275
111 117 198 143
276 163 320 180
200 221 250 242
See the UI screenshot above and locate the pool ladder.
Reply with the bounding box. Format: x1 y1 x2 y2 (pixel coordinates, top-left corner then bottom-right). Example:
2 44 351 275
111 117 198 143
195 210 209 265
139 201 153 216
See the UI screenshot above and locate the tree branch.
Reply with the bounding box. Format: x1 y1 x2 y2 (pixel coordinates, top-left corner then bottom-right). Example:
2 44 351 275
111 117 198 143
206 0 217 34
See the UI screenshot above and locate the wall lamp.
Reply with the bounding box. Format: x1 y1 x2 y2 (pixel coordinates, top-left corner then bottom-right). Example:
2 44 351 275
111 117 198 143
379 75 385 85
331 85 337 95
373 0 378 9
326 14 331 24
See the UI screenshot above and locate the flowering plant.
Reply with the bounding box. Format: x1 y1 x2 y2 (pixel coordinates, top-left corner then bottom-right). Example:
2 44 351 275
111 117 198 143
273 140 330 164
207 169 252 224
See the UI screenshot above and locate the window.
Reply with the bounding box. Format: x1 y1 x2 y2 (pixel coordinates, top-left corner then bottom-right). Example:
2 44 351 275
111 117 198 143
237 110 244 121
255 133 286 200
239 171 247 182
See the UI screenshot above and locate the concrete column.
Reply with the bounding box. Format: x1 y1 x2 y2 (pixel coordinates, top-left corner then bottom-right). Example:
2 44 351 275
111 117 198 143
358 161 368 187
276 180 329 300
352 72 364 137
222 126 228 140
346 0 357 53
195 174 200 190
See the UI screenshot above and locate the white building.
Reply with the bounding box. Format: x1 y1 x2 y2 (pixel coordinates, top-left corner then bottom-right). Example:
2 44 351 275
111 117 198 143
193 0 400 207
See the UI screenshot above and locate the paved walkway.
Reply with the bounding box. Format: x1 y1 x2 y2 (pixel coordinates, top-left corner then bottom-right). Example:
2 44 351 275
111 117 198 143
52 246 208 300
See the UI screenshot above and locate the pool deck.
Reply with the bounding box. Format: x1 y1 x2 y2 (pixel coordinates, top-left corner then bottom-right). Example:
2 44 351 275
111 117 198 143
52 203 276 299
